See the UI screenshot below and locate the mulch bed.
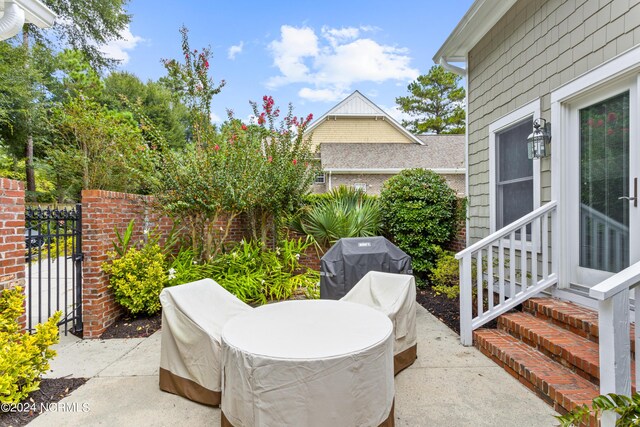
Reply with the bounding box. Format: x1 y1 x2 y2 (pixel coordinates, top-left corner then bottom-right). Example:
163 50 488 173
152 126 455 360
416 286 462 333
416 284 502 334
0 378 87 427
100 312 162 339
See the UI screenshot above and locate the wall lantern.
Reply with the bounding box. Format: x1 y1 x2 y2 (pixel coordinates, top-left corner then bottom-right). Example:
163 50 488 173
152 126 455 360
527 118 551 160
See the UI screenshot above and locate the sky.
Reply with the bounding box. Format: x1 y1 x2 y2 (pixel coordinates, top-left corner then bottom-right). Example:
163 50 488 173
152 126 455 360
105 0 474 124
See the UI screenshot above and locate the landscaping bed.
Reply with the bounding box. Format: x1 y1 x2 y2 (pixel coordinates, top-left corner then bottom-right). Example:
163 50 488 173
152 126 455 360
0 378 87 427
100 313 162 339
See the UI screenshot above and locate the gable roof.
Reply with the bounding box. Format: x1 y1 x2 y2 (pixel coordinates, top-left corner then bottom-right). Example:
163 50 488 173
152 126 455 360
305 90 424 145
433 0 518 64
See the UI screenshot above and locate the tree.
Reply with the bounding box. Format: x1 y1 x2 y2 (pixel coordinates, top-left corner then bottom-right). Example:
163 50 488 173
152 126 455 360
31 0 132 70
102 72 189 149
395 65 465 135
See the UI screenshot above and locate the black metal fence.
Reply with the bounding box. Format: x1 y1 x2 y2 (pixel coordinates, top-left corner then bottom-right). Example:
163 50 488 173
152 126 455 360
25 205 83 335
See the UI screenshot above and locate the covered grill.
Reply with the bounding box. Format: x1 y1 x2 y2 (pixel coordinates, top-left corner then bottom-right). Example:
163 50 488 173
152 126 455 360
320 237 412 299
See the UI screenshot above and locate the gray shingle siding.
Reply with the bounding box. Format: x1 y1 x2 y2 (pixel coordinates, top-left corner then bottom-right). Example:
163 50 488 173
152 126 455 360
466 0 640 243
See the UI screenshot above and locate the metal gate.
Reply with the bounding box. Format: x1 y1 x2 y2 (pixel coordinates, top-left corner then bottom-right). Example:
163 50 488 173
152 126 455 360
25 204 83 335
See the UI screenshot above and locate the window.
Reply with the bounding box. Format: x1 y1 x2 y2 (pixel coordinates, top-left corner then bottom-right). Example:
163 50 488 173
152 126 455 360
353 183 367 193
315 173 326 184
495 118 534 230
489 99 541 236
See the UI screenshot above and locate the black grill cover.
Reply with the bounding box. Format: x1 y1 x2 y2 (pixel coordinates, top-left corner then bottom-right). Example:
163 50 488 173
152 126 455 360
320 236 412 300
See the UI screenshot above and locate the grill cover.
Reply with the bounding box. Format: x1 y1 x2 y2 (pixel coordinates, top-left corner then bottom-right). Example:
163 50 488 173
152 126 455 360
320 236 412 299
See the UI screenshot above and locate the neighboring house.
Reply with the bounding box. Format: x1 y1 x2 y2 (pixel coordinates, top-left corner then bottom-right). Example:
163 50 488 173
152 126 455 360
306 90 465 195
0 0 56 40
435 0 640 419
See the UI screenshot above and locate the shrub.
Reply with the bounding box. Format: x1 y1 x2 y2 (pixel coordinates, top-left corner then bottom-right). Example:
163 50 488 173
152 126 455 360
0 287 61 404
380 168 459 274
102 243 167 316
430 248 460 298
289 186 382 249
171 238 320 305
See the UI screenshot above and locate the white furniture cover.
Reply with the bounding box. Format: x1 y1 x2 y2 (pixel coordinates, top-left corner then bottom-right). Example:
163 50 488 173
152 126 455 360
159 278 252 406
221 300 395 427
341 271 417 374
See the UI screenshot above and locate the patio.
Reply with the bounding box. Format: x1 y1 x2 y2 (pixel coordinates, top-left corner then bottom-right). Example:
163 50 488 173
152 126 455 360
29 305 558 427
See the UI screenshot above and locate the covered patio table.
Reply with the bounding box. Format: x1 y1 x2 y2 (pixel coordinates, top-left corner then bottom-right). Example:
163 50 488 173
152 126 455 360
220 299 395 427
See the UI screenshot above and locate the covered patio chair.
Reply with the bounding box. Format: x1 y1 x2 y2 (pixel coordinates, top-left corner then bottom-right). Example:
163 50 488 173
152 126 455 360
159 278 252 406
341 271 417 375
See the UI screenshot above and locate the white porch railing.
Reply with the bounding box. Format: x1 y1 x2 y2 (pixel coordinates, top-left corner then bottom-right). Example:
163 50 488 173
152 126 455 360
455 201 558 346
590 262 640 427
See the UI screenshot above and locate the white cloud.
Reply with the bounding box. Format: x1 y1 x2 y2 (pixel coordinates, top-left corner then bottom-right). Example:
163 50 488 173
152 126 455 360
99 25 143 65
228 41 244 60
267 26 318 87
266 25 418 103
210 111 222 123
298 87 348 103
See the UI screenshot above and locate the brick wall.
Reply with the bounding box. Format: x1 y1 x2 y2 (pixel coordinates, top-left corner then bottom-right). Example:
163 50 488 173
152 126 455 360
81 190 174 338
445 225 467 254
0 178 26 327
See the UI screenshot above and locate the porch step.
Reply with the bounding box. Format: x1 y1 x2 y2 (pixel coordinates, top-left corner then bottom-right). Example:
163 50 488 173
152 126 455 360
498 312 601 384
523 298 636 351
474 329 600 425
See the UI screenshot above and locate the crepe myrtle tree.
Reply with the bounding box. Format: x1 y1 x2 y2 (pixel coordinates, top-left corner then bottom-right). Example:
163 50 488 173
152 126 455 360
244 96 319 244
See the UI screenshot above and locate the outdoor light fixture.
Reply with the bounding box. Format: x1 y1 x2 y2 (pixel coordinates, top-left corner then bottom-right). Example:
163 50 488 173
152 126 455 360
527 118 551 160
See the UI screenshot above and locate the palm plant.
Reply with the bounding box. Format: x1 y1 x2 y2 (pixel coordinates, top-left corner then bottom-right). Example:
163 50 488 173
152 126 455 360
289 186 382 249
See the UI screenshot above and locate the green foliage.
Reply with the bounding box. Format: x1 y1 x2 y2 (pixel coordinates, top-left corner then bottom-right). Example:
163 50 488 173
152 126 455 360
289 185 382 249
557 392 640 427
102 72 189 149
430 248 460 298
49 94 156 196
35 0 132 70
112 219 135 257
380 168 459 274
166 239 319 305
0 287 61 404
102 244 168 315
395 65 465 134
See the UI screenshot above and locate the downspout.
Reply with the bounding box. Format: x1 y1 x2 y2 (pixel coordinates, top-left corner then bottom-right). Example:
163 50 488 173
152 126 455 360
439 57 469 246
0 1 26 41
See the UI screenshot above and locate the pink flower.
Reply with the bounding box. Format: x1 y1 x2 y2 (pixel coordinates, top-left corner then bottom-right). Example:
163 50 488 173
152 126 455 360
587 118 594 127
267 156 273 163
607 128 614 135
258 113 266 125
292 159 297 165
241 124 247 131
597 119 604 127
214 144 220 151
608 112 617 123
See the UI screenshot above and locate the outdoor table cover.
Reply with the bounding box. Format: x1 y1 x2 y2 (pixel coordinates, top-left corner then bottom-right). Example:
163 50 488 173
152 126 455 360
320 236 412 300
159 278 252 406
340 271 417 375
220 300 395 427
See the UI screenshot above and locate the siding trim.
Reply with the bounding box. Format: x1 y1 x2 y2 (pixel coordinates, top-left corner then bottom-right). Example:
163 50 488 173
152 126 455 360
488 99 541 234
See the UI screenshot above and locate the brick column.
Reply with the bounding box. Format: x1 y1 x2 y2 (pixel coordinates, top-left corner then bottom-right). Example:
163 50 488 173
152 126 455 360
0 178 26 327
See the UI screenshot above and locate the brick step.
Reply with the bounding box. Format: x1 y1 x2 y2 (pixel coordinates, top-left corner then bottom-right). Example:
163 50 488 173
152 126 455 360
499 312 601 384
474 329 600 425
523 298 636 351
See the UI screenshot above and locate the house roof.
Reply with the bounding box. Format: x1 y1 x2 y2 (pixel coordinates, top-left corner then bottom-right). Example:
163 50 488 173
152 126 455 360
433 0 518 64
1 0 56 28
306 90 425 145
320 135 464 173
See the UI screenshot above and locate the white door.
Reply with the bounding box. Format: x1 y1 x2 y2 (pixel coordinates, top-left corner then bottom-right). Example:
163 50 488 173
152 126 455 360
570 78 639 286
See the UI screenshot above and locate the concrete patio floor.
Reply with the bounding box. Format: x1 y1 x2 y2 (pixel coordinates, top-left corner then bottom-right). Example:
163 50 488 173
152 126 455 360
29 306 559 426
